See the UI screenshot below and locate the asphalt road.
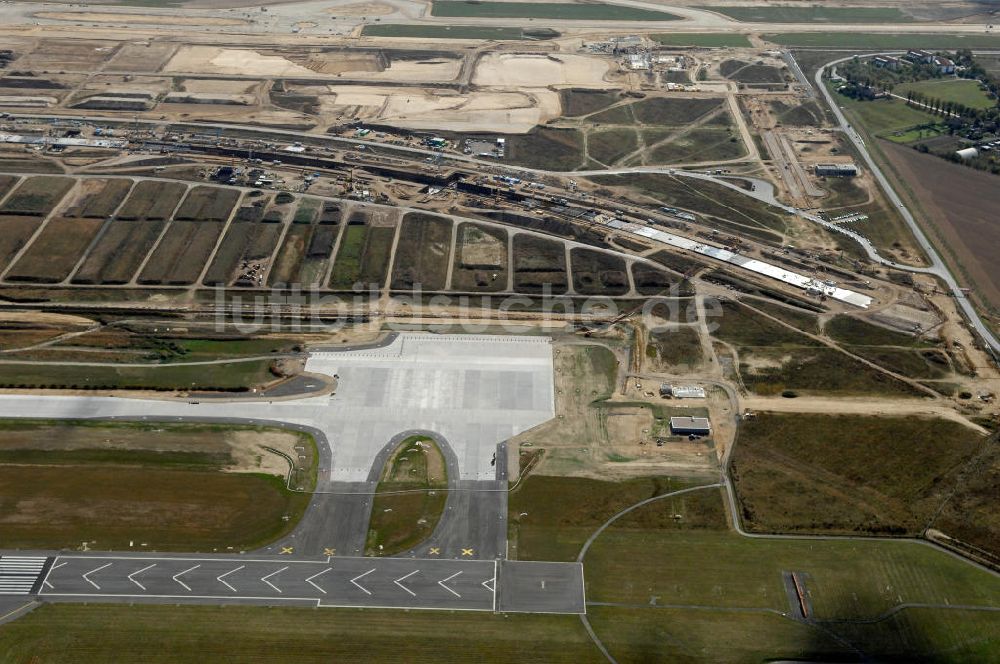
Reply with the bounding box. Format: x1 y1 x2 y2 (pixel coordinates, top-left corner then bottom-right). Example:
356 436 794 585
0 552 585 614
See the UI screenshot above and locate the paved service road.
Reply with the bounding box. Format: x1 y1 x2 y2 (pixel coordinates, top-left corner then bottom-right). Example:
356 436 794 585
26 553 587 614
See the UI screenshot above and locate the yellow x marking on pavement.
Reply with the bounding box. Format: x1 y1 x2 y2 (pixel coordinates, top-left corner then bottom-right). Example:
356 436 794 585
324 548 336 556
429 547 440 555
461 548 474 557
280 546 294 554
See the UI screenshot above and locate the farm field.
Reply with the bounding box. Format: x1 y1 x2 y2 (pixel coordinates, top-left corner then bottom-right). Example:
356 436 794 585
366 435 448 556
116 181 188 221
569 248 629 296
893 78 994 110
451 222 508 292
0 216 44 273
203 215 285 287
64 178 133 218
0 176 73 216
629 261 678 295
0 175 18 200
6 217 105 283
0 419 315 551
730 412 987 536
72 219 165 284
705 6 913 22
512 234 567 294
173 186 240 222
878 137 1000 316
326 217 396 290
138 220 225 285
390 213 453 291
430 0 679 20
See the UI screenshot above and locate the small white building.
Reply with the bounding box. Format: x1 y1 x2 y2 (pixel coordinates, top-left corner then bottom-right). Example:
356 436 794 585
956 147 979 160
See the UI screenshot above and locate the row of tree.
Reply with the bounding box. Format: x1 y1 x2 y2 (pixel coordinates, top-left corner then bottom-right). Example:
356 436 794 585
903 90 981 120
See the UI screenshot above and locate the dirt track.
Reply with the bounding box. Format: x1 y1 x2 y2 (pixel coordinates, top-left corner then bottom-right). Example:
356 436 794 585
741 395 988 433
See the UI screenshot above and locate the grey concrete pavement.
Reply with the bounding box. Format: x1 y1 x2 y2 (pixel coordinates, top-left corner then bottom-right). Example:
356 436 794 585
497 561 586 614
0 552 587 614
38 554 499 611
0 333 555 485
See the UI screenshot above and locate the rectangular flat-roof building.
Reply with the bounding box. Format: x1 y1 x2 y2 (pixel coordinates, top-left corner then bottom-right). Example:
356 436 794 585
660 384 707 399
815 163 859 177
669 416 711 436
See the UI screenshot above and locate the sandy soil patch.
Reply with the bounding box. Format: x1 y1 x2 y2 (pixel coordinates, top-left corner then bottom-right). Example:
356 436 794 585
0 311 95 327
325 1 395 16
472 53 613 88
107 42 178 73
15 39 117 72
179 78 257 94
459 226 504 268
165 46 315 77
317 85 559 133
287 52 460 82
34 11 248 26
225 429 305 476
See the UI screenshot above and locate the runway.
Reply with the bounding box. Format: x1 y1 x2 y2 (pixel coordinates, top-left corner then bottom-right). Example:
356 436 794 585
1 553 585 614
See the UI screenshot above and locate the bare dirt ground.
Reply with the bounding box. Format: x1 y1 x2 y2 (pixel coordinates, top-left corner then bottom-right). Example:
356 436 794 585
33 11 249 26
324 2 396 16
472 53 614 88
741 395 989 433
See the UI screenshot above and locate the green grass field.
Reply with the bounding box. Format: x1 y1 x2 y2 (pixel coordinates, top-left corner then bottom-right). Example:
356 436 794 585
894 78 995 110
0 358 279 391
833 87 938 137
705 6 913 23
770 33 1000 49
0 606 602 664
731 412 985 536
366 435 448 555
509 475 721 561
0 420 315 551
361 24 527 40
585 504 1000 618
650 33 751 47
431 0 680 20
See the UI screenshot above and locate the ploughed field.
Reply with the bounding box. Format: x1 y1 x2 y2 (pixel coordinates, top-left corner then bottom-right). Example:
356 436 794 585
0 176 678 297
